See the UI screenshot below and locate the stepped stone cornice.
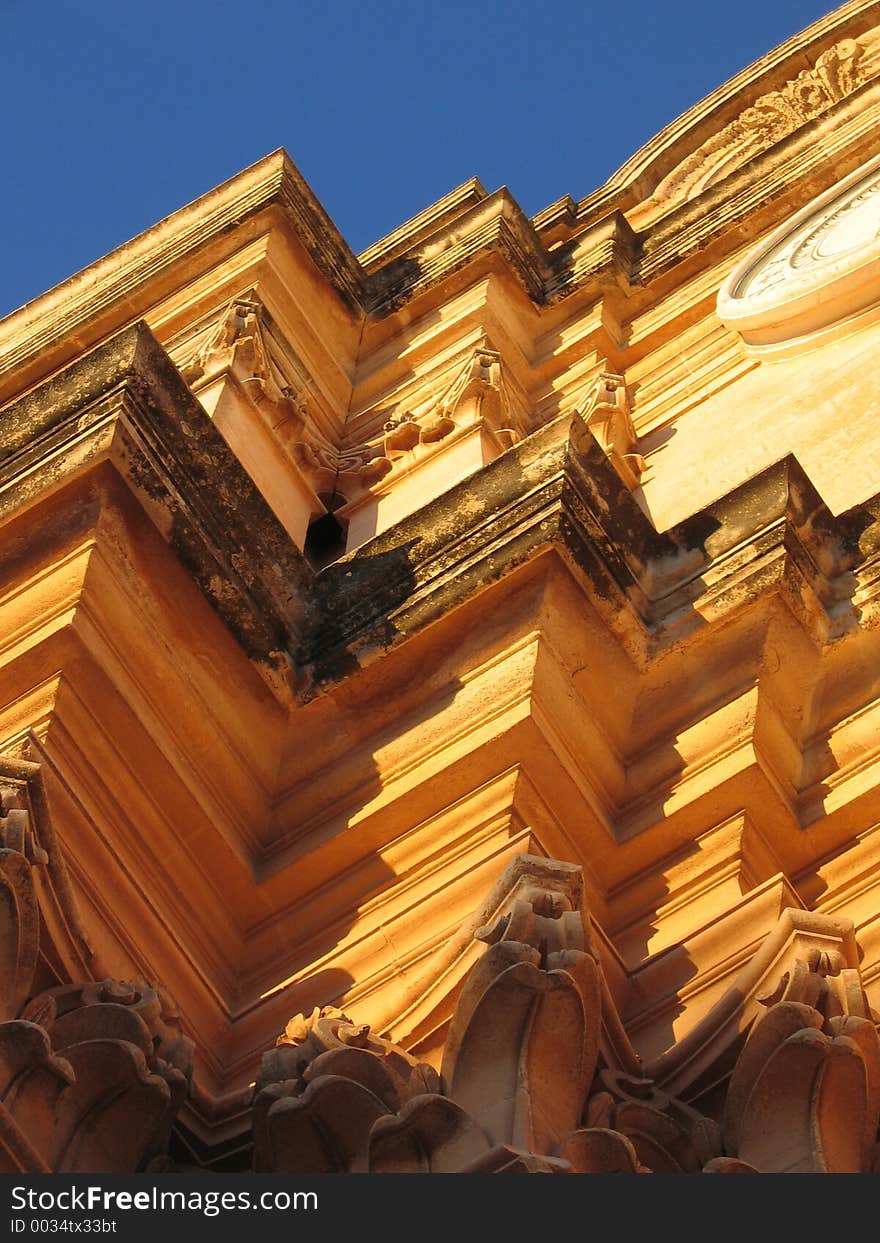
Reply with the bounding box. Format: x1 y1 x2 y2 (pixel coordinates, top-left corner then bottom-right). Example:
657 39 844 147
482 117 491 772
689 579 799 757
0 323 308 675
4 321 876 698
4 4 880 416
4 0 880 1174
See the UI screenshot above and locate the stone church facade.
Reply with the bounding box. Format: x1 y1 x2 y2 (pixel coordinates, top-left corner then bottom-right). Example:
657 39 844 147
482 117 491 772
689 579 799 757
3 0 880 1174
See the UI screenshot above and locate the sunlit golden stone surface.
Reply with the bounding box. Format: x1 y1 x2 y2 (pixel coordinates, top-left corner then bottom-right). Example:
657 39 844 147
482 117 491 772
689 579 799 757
4 0 880 1174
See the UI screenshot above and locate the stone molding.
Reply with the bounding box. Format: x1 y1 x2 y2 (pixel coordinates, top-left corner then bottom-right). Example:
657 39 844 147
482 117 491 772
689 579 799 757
249 855 880 1174
5 6 880 417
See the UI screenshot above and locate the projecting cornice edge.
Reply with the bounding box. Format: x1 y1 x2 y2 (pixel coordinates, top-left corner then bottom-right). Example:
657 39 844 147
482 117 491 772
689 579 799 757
0 322 310 680
301 415 880 691
0 149 364 407
4 323 878 700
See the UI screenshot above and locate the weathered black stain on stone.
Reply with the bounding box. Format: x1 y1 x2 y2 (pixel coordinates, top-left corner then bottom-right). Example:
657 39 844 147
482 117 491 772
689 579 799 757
0 322 310 670
4 322 878 695
299 419 570 685
362 256 424 316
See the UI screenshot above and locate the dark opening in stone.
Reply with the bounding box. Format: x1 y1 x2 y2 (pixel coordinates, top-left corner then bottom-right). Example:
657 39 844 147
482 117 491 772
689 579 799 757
304 494 349 570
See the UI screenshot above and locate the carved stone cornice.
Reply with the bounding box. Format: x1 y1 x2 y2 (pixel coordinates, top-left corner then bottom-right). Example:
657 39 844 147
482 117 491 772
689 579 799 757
0 149 363 407
300 407 877 690
6 4 880 1182
0 322 309 676
362 189 550 315
5 322 875 714
274 153 364 309
571 0 880 230
544 211 638 303
358 177 489 273
651 36 869 208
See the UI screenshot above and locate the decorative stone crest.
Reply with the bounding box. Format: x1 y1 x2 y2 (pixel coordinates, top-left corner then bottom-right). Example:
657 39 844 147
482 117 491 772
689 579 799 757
655 37 867 206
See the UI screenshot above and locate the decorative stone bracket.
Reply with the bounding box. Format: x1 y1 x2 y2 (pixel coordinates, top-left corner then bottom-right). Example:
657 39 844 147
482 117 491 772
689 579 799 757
381 340 521 461
0 755 193 1174
290 339 522 507
290 438 392 499
180 293 309 442
581 371 646 490
252 854 880 1174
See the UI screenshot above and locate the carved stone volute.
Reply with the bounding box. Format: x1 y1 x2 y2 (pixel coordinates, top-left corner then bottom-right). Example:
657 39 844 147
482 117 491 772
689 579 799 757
0 756 193 1174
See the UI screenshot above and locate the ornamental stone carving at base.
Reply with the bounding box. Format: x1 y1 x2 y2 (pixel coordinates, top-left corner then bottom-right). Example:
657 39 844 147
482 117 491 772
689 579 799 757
250 857 880 1174
0 763 193 1173
3 754 880 1174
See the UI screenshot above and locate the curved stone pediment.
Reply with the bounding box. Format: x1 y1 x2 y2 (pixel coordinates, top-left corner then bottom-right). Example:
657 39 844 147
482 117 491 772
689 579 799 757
573 1 880 231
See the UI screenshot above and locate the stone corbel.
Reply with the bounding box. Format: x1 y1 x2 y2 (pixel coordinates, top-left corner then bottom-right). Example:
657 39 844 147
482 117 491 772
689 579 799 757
379 340 520 470
644 908 867 1099
720 948 880 1173
1 753 93 985
180 294 308 441
582 371 646 490
435 339 520 451
294 340 522 506
291 439 393 500
440 882 602 1157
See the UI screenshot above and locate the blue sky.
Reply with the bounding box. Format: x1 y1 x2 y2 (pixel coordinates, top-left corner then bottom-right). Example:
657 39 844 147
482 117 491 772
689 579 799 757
1 0 837 319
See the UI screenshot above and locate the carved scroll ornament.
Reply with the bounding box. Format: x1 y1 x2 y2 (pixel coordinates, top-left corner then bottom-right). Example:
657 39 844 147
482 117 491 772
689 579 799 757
0 761 193 1174
581 371 645 489
181 294 308 441
256 857 880 1175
